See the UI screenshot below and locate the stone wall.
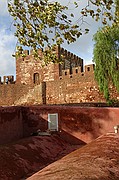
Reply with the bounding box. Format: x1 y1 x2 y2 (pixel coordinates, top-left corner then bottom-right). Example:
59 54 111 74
16 55 60 85
1 46 119 106
0 83 44 106
16 46 83 85
46 71 105 104
1 64 119 106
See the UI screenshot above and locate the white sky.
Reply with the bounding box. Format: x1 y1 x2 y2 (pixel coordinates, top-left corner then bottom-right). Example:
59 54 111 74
0 0 17 78
0 0 111 78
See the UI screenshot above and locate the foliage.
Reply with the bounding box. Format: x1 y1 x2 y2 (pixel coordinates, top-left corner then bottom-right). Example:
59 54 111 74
93 0 119 100
93 24 119 100
7 0 115 64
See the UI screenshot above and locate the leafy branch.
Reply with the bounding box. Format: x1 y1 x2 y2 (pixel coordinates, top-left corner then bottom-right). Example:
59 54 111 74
7 0 115 64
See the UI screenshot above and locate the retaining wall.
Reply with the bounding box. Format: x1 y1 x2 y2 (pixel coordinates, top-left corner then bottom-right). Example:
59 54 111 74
0 105 119 145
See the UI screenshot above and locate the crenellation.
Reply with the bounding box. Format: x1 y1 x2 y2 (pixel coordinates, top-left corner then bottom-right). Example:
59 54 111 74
62 69 70 77
64 49 67 57
60 47 64 54
1 45 119 106
30 49 33 55
23 50 29 55
2 45 93 87
70 53 73 58
68 51 71 58
85 64 95 73
72 67 81 75
3 75 14 84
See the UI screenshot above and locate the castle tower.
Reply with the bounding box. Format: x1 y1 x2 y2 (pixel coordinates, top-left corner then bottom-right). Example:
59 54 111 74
16 46 84 84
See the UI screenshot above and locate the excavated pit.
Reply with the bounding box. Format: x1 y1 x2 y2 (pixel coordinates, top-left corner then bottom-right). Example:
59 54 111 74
27 133 119 180
0 134 84 180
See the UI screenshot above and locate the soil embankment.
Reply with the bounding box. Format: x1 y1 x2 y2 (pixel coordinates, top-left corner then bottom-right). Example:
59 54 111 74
27 133 119 180
0 134 84 180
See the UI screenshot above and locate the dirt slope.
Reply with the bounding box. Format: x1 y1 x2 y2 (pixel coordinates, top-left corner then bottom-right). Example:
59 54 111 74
27 133 119 180
0 134 83 180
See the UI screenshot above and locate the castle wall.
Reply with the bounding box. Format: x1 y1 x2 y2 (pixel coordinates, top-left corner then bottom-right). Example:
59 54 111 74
1 47 119 106
0 64 119 106
16 48 60 84
0 83 44 106
46 70 105 104
16 46 83 85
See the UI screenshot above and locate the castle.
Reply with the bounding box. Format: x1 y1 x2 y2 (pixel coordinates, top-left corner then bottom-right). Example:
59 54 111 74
0 47 119 180
0 46 118 106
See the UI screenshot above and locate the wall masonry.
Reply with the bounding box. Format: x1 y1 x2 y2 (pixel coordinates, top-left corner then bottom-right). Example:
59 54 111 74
0 83 44 106
46 72 106 104
0 46 119 106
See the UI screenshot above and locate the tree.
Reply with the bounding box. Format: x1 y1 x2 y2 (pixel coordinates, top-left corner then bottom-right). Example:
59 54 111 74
93 0 119 100
7 0 115 64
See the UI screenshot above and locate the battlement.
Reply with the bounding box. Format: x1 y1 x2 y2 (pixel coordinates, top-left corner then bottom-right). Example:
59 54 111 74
16 46 84 85
22 48 43 56
60 47 83 62
0 75 15 84
1 64 94 87
18 46 83 66
1 46 94 87
59 64 94 80
0 46 101 106
22 46 82 60
85 64 95 73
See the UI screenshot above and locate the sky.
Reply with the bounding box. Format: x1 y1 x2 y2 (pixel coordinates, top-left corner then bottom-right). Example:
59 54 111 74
0 0 110 79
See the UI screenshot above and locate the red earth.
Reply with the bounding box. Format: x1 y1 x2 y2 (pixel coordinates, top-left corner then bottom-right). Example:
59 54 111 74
0 134 84 180
27 133 119 180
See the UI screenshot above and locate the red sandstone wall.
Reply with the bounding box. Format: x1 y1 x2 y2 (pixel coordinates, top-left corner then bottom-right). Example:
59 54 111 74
0 107 23 144
0 84 44 106
46 72 106 104
0 68 106 106
16 46 83 85
22 106 119 143
58 106 119 143
1 63 118 106
22 106 48 137
16 54 60 85
0 84 33 106
0 105 119 145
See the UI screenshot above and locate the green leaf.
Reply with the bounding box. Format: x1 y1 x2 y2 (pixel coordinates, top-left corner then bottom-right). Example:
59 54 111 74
71 13 74 17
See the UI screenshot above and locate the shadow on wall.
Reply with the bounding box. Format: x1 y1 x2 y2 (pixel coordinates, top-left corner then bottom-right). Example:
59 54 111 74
58 129 86 146
21 106 118 143
0 106 118 146
21 107 48 137
60 107 112 142
21 106 87 146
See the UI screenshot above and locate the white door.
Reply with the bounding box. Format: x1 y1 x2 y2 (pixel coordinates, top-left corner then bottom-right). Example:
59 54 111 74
48 113 58 131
